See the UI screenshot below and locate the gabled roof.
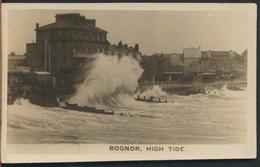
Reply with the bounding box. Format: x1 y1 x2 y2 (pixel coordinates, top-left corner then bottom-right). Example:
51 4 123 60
241 49 248 57
202 50 241 59
37 20 87 31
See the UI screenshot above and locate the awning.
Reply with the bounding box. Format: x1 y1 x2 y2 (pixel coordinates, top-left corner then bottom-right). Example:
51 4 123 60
34 71 51 75
73 53 97 58
163 72 184 75
201 73 216 75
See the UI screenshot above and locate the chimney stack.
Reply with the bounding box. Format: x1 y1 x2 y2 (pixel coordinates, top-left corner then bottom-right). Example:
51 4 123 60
135 44 139 52
36 23 39 29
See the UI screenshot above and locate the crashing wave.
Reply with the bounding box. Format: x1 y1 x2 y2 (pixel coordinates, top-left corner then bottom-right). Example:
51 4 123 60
69 53 143 106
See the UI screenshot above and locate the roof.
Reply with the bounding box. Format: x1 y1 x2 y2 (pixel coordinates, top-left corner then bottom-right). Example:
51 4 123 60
37 13 107 34
183 47 201 58
202 50 241 59
8 55 26 60
142 55 163 61
241 49 248 57
211 51 231 57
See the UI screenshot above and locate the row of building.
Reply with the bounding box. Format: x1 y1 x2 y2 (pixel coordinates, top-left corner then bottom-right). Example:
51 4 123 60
10 13 142 88
9 13 247 90
141 47 247 82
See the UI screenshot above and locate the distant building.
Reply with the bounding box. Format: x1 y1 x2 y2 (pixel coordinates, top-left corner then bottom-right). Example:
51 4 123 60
183 47 201 73
8 52 26 71
201 50 235 73
142 48 247 83
231 49 247 78
201 50 246 79
183 47 201 58
142 53 184 82
8 53 30 97
106 41 142 61
161 53 184 81
240 49 248 75
142 54 164 82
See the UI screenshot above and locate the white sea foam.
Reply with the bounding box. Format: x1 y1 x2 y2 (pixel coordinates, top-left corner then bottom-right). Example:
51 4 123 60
138 85 168 98
69 53 143 106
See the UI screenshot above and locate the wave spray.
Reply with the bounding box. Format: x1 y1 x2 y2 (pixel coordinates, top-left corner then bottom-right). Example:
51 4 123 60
69 53 143 106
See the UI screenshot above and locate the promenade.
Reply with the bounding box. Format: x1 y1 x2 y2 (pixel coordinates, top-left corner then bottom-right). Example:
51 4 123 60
138 80 247 90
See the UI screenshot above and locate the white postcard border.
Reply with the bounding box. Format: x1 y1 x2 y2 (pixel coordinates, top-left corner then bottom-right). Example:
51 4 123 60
1 3 257 163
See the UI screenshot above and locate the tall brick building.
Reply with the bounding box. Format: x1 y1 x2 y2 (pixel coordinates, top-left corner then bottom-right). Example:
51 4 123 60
25 13 110 85
26 13 109 74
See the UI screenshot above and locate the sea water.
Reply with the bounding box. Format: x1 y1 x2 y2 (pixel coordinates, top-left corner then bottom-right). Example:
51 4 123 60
7 54 247 144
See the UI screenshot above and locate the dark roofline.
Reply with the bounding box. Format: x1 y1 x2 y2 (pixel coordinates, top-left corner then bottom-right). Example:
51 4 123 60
55 13 80 17
36 13 107 34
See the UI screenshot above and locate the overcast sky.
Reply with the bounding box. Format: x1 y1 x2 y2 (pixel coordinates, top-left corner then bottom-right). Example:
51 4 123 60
8 10 250 55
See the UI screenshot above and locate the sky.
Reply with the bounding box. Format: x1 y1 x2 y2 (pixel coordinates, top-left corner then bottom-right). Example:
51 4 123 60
8 10 250 55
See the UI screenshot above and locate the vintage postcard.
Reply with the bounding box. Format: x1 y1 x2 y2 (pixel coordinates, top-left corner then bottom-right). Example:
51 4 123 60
1 3 257 163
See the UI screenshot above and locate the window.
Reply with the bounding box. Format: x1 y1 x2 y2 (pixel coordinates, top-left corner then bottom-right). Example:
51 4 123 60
65 41 71 49
56 42 62 49
57 30 63 38
41 56 44 64
64 30 71 38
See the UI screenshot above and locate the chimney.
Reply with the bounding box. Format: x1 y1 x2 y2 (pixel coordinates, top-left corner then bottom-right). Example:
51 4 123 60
118 41 123 48
86 19 96 26
36 23 39 29
135 44 139 52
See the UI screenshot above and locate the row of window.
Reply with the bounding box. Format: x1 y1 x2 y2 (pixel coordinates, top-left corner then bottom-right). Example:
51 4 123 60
38 41 108 51
37 30 106 41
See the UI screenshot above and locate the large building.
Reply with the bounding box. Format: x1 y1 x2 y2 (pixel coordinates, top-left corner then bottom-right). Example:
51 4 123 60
8 52 27 72
142 48 247 82
26 13 110 84
183 47 202 73
25 13 143 86
200 50 245 73
142 53 184 82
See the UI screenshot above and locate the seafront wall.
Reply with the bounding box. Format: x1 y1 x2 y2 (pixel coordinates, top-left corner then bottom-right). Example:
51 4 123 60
138 80 247 95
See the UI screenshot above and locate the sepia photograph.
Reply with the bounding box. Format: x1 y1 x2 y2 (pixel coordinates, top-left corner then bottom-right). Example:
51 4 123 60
1 3 257 163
